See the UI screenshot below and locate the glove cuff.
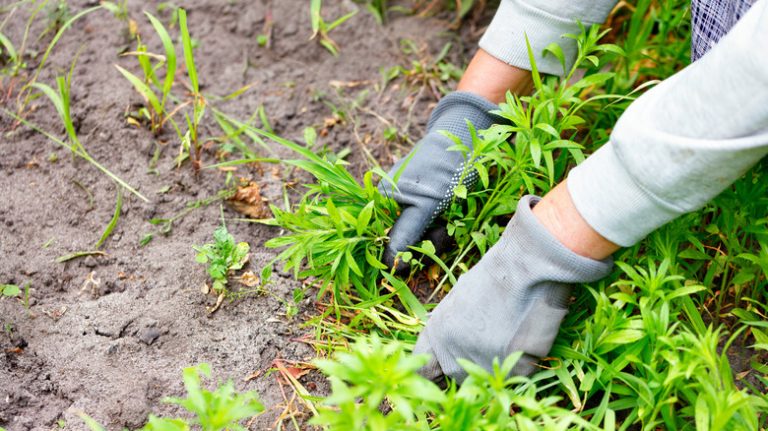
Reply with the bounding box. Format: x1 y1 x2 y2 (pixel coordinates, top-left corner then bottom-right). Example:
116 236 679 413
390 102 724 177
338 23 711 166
489 195 614 294
426 91 500 143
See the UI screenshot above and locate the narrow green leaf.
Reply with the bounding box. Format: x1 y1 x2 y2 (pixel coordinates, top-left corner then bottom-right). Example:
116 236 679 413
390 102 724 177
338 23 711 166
94 187 123 249
178 9 199 93
115 64 162 116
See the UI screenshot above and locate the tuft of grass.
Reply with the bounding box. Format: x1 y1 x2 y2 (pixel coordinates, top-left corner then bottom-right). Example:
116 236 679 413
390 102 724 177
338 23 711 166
8 68 147 201
18 3 104 113
310 0 358 56
178 8 206 169
115 10 177 135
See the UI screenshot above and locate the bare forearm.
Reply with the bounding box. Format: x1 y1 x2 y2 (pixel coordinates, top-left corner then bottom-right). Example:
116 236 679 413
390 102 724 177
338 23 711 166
457 49 533 103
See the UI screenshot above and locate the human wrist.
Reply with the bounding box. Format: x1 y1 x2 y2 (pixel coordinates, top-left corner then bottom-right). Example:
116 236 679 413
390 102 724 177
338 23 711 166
531 181 619 261
457 49 533 103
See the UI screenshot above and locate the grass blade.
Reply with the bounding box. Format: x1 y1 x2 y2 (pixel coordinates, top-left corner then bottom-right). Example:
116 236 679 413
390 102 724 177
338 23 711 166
178 9 198 94
2 109 149 202
114 64 163 116
94 187 123 249
144 11 177 112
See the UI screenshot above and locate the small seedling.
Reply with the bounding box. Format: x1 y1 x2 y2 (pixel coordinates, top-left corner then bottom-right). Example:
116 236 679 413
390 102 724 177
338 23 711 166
178 8 207 169
1 284 20 298
310 0 357 56
194 225 250 294
101 0 129 22
16 66 146 201
115 11 177 135
0 31 24 76
39 0 72 42
80 363 263 430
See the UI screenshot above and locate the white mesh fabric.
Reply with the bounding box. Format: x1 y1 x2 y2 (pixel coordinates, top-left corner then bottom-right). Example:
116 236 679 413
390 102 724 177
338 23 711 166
691 0 756 60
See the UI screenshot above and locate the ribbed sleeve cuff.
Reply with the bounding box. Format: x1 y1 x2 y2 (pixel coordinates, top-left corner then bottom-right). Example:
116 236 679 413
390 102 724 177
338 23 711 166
478 0 608 76
567 143 683 247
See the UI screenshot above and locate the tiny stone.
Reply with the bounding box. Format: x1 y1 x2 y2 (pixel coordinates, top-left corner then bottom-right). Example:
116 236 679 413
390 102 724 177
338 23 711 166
139 327 162 345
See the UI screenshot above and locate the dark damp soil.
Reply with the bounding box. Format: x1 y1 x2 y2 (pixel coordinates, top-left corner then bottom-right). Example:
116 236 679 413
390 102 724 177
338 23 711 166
0 1 483 429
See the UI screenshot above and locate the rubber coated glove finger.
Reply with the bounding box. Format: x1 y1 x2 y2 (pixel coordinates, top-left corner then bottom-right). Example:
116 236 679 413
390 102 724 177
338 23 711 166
383 205 432 271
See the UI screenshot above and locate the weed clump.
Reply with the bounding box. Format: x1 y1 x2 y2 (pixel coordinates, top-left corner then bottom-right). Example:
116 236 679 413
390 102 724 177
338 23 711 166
194 225 250 295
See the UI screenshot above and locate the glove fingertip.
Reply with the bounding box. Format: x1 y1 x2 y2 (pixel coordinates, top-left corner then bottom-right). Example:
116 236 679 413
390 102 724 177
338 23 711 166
414 334 444 381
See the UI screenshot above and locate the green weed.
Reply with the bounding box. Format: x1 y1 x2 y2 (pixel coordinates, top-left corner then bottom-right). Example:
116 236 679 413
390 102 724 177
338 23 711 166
1 284 20 298
81 364 264 431
115 11 177 135
0 31 23 75
18 3 103 112
313 336 599 430
39 0 70 41
101 0 128 23
380 40 463 98
178 8 206 169
7 67 147 201
194 224 250 295
310 0 357 56
257 10 768 428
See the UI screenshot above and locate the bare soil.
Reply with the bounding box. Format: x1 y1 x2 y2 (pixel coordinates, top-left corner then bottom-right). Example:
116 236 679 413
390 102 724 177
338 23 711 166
0 1 481 429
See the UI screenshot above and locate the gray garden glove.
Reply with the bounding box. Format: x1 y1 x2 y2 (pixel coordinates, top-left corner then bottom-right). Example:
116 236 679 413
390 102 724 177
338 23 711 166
379 91 499 269
415 195 613 382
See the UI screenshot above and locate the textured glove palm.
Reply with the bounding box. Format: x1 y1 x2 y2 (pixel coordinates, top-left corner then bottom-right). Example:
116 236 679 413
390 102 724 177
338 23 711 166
379 92 499 268
415 195 613 382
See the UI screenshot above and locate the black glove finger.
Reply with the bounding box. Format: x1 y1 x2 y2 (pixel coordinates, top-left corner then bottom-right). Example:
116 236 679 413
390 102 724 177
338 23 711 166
384 205 434 272
423 224 453 257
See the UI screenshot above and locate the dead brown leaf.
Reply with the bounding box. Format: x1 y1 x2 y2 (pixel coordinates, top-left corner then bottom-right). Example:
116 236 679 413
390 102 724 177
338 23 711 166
236 271 260 287
227 180 271 219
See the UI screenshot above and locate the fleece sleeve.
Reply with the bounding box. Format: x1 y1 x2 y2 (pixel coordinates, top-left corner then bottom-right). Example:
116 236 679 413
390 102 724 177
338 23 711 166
478 0 619 76
567 0 768 247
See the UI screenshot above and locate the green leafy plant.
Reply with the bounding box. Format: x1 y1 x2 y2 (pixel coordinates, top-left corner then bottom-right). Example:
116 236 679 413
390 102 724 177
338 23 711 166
194 225 250 294
310 0 358 56
115 10 177 135
1 284 20 298
80 364 264 431
313 336 598 430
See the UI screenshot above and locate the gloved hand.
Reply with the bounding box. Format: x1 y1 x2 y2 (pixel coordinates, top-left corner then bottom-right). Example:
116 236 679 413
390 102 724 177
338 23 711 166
379 91 499 269
414 195 613 382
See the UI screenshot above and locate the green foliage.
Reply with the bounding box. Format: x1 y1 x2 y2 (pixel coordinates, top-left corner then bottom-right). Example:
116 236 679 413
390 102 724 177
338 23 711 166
380 40 463 97
101 0 129 22
0 31 24 75
1 284 20 298
194 225 250 294
253 127 415 309
179 8 206 167
15 69 147 201
116 10 177 134
261 9 768 428
310 0 357 56
81 364 264 431
314 336 599 430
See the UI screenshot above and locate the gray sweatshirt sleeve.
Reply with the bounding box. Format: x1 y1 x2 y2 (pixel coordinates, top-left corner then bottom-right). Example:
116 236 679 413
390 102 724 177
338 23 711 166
567 0 768 247
478 0 618 76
